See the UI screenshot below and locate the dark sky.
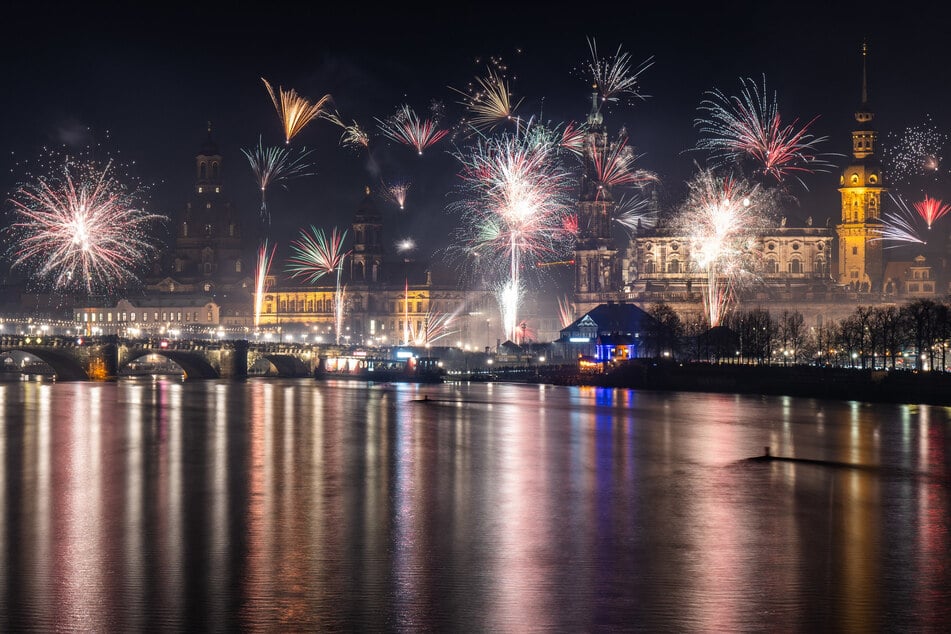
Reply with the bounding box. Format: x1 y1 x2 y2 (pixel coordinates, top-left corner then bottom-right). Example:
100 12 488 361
4 2 951 280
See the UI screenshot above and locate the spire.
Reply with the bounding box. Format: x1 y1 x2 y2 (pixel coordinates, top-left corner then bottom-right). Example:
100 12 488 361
587 91 602 127
861 41 868 105
199 120 220 156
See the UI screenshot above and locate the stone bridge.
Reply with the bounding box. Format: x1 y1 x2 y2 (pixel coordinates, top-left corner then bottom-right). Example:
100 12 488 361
0 335 319 381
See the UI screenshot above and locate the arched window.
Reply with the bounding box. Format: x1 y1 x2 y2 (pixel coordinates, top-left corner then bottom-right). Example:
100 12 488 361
200 162 207 179
235 260 242 273
212 162 219 179
789 259 802 274
644 260 655 274
667 259 680 274
766 259 779 274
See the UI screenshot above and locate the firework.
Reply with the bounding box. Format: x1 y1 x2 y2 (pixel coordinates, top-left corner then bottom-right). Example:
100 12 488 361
694 75 836 188
376 104 449 155
261 77 332 144
253 239 277 330
883 115 949 185
613 194 656 235
382 179 411 210
588 135 657 199
877 194 927 246
558 296 574 328
450 67 523 133
326 111 370 150
672 168 776 326
241 136 315 222
559 121 587 157
286 226 350 344
448 121 576 341
586 37 653 107
5 153 166 294
913 195 951 229
408 308 458 346
396 237 416 254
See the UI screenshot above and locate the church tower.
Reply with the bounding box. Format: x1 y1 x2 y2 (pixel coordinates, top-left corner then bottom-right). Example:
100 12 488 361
165 123 247 292
574 93 620 308
836 43 886 291
349 186 383 283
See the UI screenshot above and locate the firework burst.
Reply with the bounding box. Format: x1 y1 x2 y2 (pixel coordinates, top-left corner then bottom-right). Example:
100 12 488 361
286 226 350 344
448 121 576 341
672 168 776 326
694 75 836 189
450 67 523 133
588 135 657 199
381 179 411 210
261 77 332 144
613 194 657 235
5 153 166 294
376 104 450 155
883 115 949 185
559 121 587 157
585 37 653 108
558 296 574 328
325 111 371 151
877 194 927 246
913 195 951 230
241 136 315 222
395 237 416 254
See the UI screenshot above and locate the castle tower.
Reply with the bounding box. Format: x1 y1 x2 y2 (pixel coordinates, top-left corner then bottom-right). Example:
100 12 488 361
574 93 620 305
836 43 886 291
349 186 383 283
166 122 247 292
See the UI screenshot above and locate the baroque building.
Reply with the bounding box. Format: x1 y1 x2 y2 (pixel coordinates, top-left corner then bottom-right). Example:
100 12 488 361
254 188 499 349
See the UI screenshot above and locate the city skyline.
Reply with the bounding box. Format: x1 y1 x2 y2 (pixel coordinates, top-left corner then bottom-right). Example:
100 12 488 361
4 3 951 290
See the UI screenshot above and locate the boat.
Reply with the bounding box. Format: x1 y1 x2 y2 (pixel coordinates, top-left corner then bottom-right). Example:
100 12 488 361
315 353 444 383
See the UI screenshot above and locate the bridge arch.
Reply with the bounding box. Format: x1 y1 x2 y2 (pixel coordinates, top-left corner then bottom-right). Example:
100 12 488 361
120 349 220 380
251 354 312 377
0 347 90 381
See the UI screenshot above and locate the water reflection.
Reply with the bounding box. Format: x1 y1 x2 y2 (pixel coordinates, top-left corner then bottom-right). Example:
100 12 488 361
0 379 949 630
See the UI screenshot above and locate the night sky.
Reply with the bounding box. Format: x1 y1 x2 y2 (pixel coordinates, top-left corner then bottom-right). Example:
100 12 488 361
4 2 951 285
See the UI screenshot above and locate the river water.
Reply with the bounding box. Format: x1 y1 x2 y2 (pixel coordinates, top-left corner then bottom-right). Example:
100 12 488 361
0 377 949 632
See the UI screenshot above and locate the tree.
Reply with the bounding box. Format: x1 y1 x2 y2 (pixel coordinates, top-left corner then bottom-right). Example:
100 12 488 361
645 302 684 359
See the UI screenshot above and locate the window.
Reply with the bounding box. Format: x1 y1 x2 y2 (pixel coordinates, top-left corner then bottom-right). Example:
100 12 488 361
766 259 778 274
850 271 859 279
789 259 802 274
852 246 858 256
667 259 680 274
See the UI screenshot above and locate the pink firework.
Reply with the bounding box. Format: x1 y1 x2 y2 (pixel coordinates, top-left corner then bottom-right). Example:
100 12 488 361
559 121 587 157
286 226 351 344
913 195 951 229
253 239 277 329
589 136 657 199
6 155 166 294
376 104 449 155
695 75 836 189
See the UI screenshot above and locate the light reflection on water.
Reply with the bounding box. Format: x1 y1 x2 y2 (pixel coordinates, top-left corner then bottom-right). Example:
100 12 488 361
0 378 949 631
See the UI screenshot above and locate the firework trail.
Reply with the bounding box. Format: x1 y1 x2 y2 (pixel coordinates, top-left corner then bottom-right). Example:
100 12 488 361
376 104 450 155
5 154 166 294
381 179 411 210
286 226 351 344
876 194 927 246
409 308 458 346
883 115 949 186
326 111 371 151
558 296 574 328
253 239 277 330
450 67 523 133
241 136 315 222
586 37 654 108
261 77 332 144
913 195 951 229
672 168 776 326
694 75 836 189
448 121 575 341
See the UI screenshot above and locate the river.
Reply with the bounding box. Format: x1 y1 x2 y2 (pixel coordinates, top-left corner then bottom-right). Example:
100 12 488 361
0 377 949 631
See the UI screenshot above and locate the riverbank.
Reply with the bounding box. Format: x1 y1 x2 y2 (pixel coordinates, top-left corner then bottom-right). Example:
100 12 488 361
539 360 951 407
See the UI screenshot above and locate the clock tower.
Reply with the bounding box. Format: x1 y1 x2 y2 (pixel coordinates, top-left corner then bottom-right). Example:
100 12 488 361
836 43 886 291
